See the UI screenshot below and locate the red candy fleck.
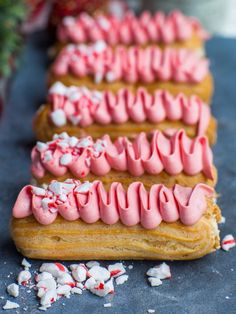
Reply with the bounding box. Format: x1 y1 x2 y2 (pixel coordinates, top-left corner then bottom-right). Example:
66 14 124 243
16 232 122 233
110 270 121 277
55 263 65 272
223 239 236 245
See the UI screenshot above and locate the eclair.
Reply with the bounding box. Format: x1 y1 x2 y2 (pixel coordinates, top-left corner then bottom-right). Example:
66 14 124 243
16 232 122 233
34 82 217 144
31 130 217 188
57 10 208 53
11 180 221 260
49 43 213 103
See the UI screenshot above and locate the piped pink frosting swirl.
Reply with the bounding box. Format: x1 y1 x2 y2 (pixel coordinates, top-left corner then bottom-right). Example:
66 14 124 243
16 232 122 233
52 43 209 84
48 82 210 134
57 10 208 45
31 130 214 180
12 179 214 228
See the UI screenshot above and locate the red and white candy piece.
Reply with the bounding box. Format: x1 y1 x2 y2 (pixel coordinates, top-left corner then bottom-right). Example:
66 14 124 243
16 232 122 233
39 263 68 278
17 270 31 286
56 285 71 297
7 283 19 298
89 278 114 297
36 278 57 295
221 234 236 251
40 289 57 308
146 263 171 280
88 266 110 282
108 263 126 278
57 273 75 287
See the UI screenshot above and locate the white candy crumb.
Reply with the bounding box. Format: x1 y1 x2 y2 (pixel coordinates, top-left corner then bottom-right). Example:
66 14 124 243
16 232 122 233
51 109 67 127
146 263 171 279
104 303 112 308
60 153 72 166
71 287 82 295
3 300 20 310
72 265 87 282
219 216 226 224
128 265 133 270
86 261 100 268
22 258 31 269
6 284 19 298
147 309 155 313
221 234 236 251
148 277 162 287
115 275 129 285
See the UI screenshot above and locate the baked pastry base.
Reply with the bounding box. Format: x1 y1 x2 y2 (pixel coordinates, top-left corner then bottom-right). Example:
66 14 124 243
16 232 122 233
34 104 217 145
48 73 213 104
33 167 217 189
11 200 221 260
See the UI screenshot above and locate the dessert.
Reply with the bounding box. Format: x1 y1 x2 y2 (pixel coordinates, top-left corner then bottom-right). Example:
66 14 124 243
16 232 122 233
31 130 217 188
11 179 221 260
49 43 213 103
57 10 208 53
34 82 217 144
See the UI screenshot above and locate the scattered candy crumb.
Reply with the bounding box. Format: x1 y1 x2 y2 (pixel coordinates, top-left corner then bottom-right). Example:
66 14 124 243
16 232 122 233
103 303 112 308
3 300 20 310
147 309 155 313
221 234 236 251
146 263 171 287
219 216 226 224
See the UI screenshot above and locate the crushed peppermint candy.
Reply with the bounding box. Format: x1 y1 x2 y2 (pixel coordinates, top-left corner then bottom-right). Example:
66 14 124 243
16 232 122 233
6 259 170 311
35 133 107 170
219 216 226 224
148 277 162 287
108 263 126 278
21 258 31 270
18 270 31 286
104 303 112 308
146 263 171 280
115 275 129 285
6 284 19 298
50 109 67 127
86 261 100 268
39 263 68 278
146 263 171 287
3 300 20 310
49 82 103 126
147 309 155 313
221 234 236 251
88 266 110 282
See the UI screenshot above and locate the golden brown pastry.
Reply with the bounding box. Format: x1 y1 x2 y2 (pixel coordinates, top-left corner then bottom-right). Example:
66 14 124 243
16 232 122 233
11 180 221 260
34 82 217 144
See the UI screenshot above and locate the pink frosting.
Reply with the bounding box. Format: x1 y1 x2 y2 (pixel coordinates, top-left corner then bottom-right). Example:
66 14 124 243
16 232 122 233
52 43 209 84
12 179 214 228
48 82 210 133
31 130 214 180
57 10 208 45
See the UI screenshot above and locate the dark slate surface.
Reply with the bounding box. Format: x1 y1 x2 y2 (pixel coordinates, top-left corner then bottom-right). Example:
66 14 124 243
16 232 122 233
0 32 236 314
